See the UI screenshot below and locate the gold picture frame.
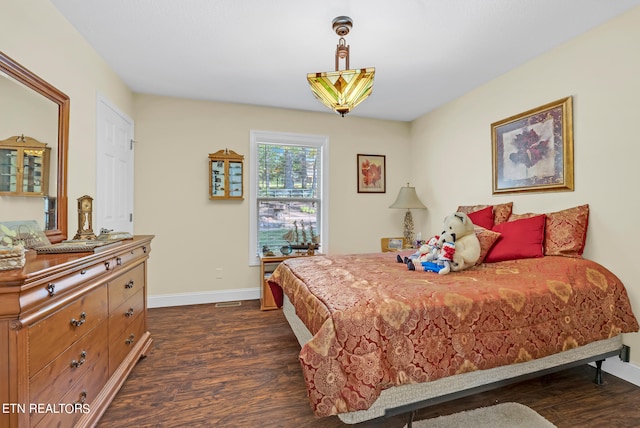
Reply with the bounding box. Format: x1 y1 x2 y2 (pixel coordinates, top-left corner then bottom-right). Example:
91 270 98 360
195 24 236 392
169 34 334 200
491 96 574 194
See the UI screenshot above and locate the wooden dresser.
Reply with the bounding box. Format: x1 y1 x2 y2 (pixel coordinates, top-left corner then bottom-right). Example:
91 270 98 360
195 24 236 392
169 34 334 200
0 235 153 427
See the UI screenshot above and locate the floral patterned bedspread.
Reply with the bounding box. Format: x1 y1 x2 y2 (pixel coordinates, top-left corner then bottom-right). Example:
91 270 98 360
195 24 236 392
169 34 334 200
269 253 639 417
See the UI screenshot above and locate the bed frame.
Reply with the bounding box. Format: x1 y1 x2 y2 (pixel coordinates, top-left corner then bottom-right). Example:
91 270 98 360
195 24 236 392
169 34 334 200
283 295 627 425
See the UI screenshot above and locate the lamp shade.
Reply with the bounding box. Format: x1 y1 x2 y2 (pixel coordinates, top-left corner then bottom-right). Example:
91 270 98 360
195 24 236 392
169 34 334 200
307 68 375 116
389 184 426 210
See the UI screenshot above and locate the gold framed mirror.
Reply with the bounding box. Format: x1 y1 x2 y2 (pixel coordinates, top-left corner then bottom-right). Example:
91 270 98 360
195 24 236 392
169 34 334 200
0 51 69 243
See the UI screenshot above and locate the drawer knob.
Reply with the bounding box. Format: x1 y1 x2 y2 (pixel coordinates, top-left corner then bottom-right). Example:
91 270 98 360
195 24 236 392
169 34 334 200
70 312 87 327
77 391 87 405
125 334 135 345
125 280 134 289
71 350 87 368
125 308 134 317
105 261 111 270
80 269 87 275
117 257 123 266
46 283 56 297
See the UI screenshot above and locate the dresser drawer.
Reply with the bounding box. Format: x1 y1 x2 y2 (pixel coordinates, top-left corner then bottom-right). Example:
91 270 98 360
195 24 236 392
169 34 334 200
20 260 109 313
109 311 146 374
31 353 109 428
109 288 144 345
28 284 108 375
110 244 149 271
29 321 108 406
108 263 145 311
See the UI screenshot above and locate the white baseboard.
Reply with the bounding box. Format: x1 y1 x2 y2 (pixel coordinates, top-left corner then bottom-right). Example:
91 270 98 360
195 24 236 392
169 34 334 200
148 290 640 387
595 355 640 387
148 288 260 308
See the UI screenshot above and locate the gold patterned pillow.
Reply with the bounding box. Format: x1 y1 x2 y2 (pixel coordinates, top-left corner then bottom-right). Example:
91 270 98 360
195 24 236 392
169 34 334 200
457 202 513 225
474 226 501 265
508 204 589 257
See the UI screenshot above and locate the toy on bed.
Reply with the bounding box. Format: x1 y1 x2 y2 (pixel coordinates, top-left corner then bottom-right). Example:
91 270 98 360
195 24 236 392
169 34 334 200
401 212 481 274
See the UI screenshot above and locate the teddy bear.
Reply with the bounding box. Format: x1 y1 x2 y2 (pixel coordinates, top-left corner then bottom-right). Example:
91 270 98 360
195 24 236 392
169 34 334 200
437 212 480 272
420 231 456 274
400 212 480 274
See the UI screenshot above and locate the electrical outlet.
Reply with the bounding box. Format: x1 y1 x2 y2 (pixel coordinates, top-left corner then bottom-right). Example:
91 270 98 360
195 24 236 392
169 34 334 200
215 268 223 279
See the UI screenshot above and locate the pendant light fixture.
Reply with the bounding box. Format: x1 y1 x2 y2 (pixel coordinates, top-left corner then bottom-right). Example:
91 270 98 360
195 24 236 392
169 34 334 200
307 16 375 117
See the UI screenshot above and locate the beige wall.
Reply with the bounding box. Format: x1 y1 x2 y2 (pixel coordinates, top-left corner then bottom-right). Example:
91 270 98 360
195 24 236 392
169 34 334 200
133 94 411 298
1 0 135 228
409 7 640 361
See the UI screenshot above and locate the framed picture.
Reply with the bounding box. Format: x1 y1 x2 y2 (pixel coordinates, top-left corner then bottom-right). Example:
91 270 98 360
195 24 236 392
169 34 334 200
357 154 386 193
388 238 404 250
491 96 574 194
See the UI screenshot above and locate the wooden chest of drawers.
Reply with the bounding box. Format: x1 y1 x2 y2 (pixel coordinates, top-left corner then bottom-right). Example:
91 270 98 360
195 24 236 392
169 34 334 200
0 235 153 428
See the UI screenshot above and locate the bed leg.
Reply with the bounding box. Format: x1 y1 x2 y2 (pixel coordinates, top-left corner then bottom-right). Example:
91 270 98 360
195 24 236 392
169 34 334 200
406 410 416 428
595 359 604 385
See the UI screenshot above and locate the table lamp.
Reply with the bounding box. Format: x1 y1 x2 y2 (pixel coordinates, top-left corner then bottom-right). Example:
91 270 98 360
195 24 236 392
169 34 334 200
389 183 426 246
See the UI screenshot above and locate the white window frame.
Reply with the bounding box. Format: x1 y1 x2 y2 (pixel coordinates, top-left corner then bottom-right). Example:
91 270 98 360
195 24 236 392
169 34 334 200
249 130 329 266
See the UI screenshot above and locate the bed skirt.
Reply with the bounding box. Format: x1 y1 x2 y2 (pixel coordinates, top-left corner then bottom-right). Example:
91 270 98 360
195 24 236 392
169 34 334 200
282 294 623 424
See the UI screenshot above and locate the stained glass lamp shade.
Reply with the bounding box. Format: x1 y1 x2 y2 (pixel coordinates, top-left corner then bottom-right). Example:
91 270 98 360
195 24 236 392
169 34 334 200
307 68 375 117
308 16 374 117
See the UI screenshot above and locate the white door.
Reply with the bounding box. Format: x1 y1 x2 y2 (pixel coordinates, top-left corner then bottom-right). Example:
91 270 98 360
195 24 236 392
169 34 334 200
96 95 134 234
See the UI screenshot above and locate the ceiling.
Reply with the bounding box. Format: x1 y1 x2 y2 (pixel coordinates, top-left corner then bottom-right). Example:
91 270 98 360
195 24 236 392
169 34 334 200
50 0 640 122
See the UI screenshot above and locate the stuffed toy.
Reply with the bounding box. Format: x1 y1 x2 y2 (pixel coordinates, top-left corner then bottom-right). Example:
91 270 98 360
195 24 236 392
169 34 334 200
399 212 480 274
438 212 481 272
423 234 456 274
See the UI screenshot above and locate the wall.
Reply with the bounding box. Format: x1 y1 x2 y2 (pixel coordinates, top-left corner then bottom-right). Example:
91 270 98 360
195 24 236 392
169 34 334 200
0 0 135 229
133 94 411 301
410 7 640 365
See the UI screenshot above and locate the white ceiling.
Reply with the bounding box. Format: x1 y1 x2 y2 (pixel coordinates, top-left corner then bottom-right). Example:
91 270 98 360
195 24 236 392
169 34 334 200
50 0 640 122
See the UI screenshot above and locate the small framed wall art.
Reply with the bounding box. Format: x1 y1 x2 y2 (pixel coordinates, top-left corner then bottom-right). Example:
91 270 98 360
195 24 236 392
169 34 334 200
491 96 574 194
357 154 386 193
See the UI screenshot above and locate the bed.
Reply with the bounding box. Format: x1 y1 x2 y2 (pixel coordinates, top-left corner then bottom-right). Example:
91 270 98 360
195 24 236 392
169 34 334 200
268 251 639 424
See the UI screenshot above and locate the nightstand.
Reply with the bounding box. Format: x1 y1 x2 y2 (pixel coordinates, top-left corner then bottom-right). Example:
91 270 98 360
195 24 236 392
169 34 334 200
260 253 320 310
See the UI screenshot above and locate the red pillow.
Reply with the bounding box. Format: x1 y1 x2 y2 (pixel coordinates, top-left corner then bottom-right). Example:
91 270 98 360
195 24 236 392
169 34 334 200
467 205 494 230
484 215 546 263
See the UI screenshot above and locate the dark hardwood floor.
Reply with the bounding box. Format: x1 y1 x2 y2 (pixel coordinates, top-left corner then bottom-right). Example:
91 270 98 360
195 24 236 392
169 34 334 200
98 300 640 428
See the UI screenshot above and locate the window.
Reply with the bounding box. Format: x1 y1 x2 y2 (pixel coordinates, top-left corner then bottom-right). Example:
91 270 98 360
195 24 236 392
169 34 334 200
249 131 328 265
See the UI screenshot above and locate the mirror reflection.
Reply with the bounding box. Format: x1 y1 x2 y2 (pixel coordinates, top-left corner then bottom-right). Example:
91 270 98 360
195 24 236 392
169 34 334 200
0 70 59 230
0 51 68 243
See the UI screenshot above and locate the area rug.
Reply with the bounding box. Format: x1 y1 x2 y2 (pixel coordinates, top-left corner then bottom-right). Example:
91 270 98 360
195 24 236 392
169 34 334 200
410 402 556 428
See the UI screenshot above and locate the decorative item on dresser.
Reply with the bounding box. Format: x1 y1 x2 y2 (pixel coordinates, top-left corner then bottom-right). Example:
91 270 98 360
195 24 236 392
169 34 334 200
0 235 154 427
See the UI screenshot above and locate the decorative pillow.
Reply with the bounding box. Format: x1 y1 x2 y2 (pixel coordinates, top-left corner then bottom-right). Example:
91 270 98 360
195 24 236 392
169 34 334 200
467 205 494 230
484 214 546 263
474 226 501 265
545 204 589 257
508 204 589 257
457 202 513 225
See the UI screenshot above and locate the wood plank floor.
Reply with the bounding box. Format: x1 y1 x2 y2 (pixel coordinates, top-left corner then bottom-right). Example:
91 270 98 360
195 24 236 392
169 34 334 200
97 300 640 427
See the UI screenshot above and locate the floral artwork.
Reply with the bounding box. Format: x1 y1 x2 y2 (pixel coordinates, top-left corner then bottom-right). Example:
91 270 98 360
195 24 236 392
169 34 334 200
357 154 385 193
492 97 574 194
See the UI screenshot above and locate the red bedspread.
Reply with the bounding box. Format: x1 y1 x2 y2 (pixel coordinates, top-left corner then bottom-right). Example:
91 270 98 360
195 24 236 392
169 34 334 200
269 253 639 417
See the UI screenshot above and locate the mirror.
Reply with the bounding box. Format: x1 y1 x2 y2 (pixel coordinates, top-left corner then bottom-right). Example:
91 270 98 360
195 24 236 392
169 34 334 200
0 51 68 243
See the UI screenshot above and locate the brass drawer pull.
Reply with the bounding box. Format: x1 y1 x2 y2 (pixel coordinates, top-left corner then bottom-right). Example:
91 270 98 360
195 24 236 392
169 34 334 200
117 257 122 266
125 308 134 317
77 391 87 405
125 334 135 345
105 261 110 270
125 280 134 289
71 350 87 368
46 283 56 297
70 312 87 327
80 269 87 275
